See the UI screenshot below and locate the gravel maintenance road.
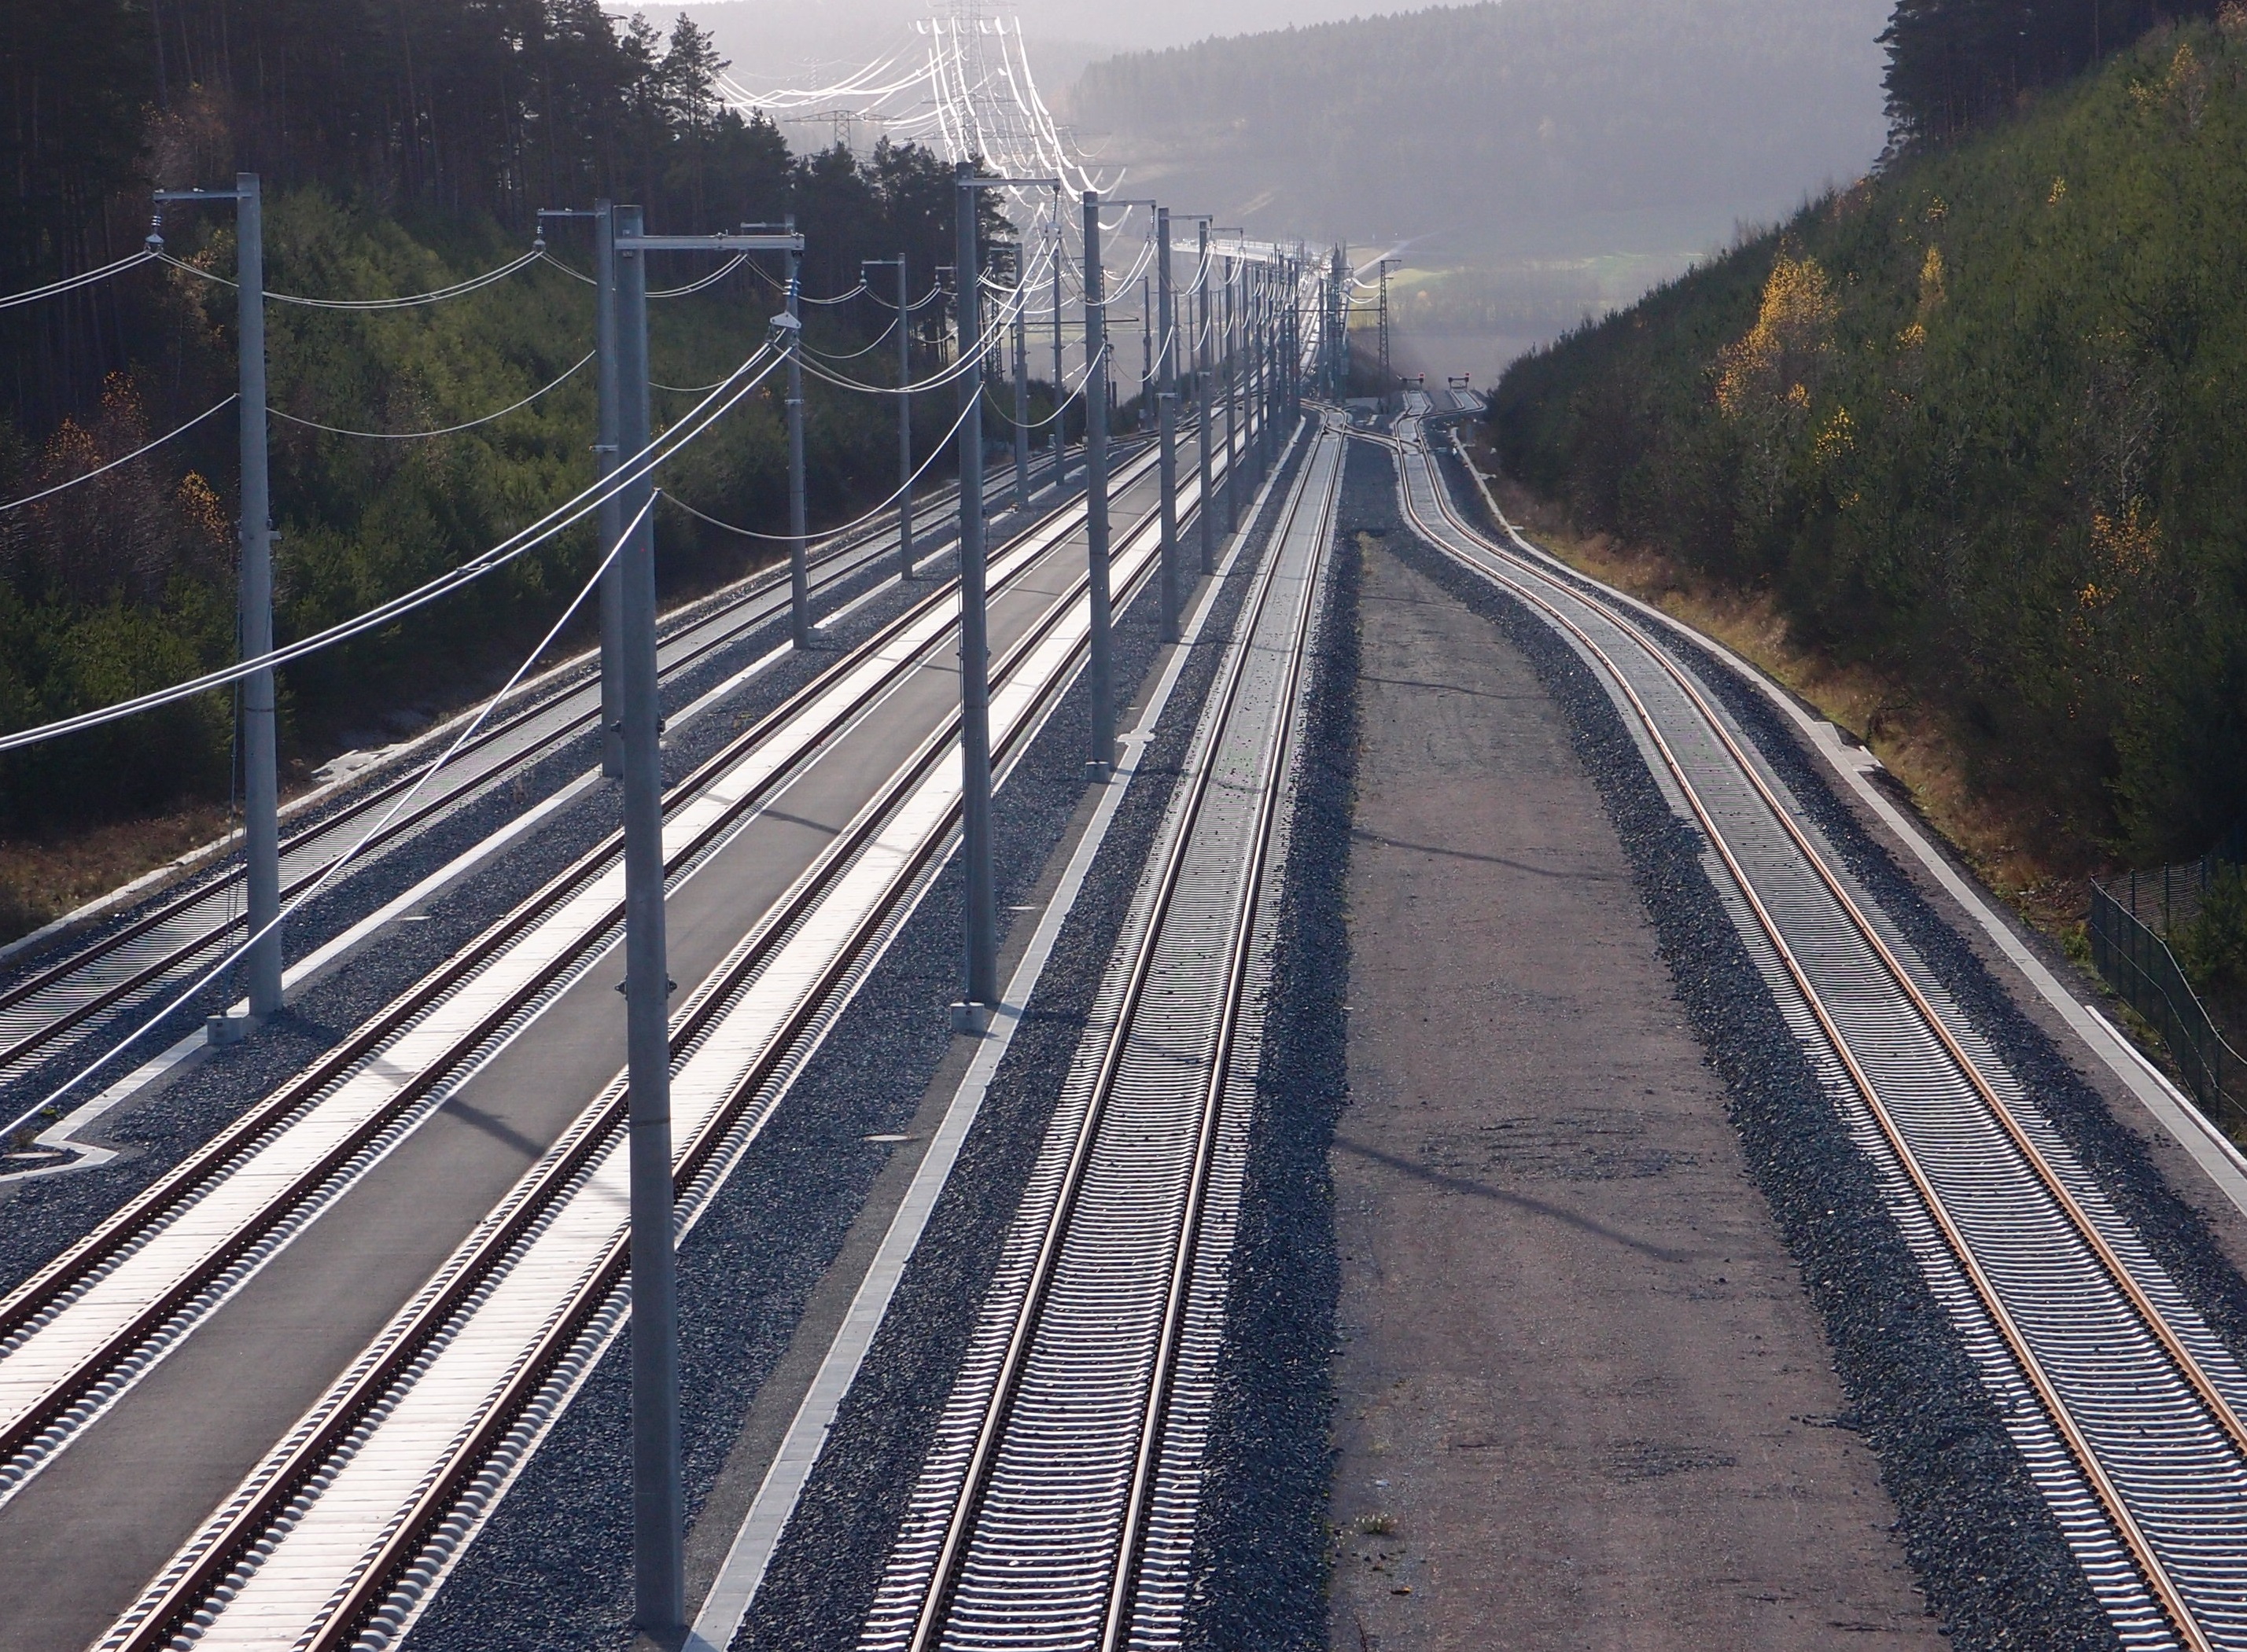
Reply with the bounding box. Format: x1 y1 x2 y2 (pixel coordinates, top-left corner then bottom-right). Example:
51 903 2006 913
1325 531 1945 1650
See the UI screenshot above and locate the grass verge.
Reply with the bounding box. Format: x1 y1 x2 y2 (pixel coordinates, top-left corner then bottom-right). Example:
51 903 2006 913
1457 426 2091 944
0 802 241 951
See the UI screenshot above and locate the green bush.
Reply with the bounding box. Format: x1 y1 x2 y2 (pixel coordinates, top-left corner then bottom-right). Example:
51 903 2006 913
2176 866 2247 999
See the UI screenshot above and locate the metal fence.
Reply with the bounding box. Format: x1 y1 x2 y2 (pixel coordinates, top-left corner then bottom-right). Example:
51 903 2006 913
2088 863 2247 1130
2103 852 2230 935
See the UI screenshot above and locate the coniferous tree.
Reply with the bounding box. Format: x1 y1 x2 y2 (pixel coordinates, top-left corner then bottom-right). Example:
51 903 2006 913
0 1 1016 846
1881 0 2225 147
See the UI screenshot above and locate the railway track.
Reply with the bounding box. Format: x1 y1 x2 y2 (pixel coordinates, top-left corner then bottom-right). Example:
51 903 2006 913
0 447 1141 1130
857 417 1344 1652
1387 397 2247 1651
0 430 1243 1652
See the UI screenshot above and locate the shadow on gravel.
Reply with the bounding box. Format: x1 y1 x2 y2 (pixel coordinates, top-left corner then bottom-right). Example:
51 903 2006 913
409 432 1319 1652
1387 432 2119 1652
1432 431 2247 1394
1181 460 1365 1652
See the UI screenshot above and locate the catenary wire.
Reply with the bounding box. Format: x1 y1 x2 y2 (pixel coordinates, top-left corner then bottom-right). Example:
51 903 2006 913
648 254 750 299
786 270 1045 399
661 390 979 541
867 281 946 313
0 248 159 310
22 489 657 1121
977 347 1106 432
156 246 543 309
268 351 595 440
540 249 771 303
801 315 901 361
0 342 783 753
0 395 239 515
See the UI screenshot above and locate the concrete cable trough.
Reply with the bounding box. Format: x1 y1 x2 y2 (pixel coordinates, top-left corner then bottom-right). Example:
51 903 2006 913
0 451 1143 1133
82 466 1234 1652
0 436 1229 1651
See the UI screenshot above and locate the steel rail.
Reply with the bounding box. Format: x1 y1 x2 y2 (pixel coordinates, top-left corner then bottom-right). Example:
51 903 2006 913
103 436 1204 1652
1099 420 1338 1650
0 443 1151 1100
112 686 971 1652
0 445 1191 1485
905 419 1337 1652
1401 417 2247 1466
1389 412 2241 1652
0 571 967 1475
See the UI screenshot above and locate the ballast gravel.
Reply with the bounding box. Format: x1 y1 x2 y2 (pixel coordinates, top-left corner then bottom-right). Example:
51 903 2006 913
0 544 947 1299
1176 467 1361 1649
727 432 1314 1652
1430 431 2247 1398
1406 430 2120 1649
402 430 1315 1652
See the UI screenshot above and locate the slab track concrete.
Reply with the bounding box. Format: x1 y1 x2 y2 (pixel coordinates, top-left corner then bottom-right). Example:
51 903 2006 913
1326 538 1943 1651
0 465 1171 1652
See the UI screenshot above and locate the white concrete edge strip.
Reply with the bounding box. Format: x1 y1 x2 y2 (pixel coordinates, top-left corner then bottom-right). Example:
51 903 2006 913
0 444 1142 992
10 443 1188 1179
75 503 1144 1634
25 440 1210 1628
0 459 1024 974
6 769 602 1184
0 599 739 976
1445 432 2247 1217
370 452 1191 1650
683 422 1316 1652
9 621 812 1183
3 579 1051 1507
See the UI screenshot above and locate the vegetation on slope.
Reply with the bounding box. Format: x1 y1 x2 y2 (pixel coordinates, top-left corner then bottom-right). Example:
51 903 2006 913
1884 0 2231 145
0 3 1024 937
1490 11 2247 873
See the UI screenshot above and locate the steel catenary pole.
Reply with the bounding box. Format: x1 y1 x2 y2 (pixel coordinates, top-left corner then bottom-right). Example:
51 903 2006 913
954 162 998 1017
786 215 809 648
613 204 683 1634
1082 189 1114 775
1155 207 1179 642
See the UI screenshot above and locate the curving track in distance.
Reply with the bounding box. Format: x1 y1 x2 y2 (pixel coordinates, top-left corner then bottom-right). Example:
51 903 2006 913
1384 396 2247 1652
0 447 1149 1140
28 438 1247 1652
858 416 1345 1652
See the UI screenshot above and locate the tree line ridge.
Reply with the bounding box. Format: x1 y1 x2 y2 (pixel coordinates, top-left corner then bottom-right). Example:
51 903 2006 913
1490 11 2247 872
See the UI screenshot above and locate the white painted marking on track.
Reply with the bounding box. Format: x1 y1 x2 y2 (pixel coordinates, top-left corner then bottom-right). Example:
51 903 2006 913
88 462 1225 1652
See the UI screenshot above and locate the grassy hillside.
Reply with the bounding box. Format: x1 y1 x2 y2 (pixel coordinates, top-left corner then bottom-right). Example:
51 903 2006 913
1490 14 2247 872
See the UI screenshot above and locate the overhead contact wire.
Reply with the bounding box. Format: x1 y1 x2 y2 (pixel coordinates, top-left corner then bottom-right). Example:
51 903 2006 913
0 248 160 310
662 392 979 542
24 491 658 1122
0 395 239 515
269 352 595 440
157 246 542 309
0 343 785 752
